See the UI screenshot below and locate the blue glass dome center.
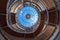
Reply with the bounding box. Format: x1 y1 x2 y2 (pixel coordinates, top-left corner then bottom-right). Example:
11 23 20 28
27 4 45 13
17 6 39 27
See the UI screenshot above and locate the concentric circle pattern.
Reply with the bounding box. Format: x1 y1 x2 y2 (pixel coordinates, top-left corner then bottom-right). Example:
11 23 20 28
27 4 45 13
6 0 49 38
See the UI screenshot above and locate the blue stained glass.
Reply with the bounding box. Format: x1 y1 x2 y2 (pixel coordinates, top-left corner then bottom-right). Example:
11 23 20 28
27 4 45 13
17 6 39 27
